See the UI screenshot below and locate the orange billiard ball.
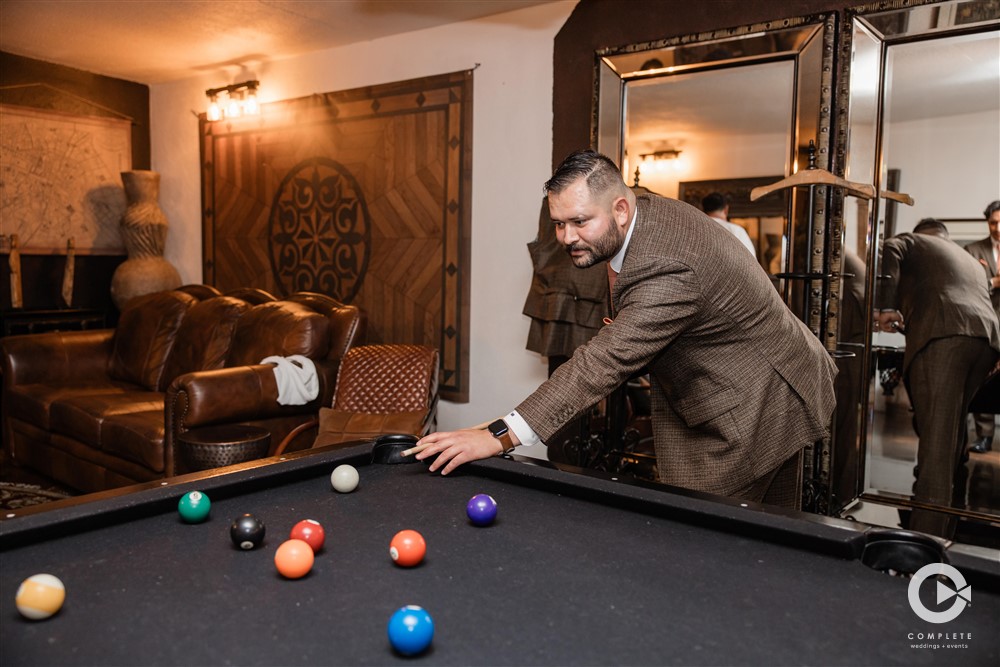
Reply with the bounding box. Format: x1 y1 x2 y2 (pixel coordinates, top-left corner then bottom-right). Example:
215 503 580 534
274 539 314 579
389 529 426 567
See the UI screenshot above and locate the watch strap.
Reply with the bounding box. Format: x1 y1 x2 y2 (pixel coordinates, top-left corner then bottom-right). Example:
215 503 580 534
487 419 516 455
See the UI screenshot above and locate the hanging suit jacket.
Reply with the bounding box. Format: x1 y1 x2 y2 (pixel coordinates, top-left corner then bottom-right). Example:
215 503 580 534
523 199 608 357
965 236 1000 315
517 194 837 496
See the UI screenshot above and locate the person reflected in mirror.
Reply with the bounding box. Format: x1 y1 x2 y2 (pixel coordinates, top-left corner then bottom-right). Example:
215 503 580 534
875 218 1000 538
964 200 1000 453
412 150 838 509
701 192 756 256
832 247 867 505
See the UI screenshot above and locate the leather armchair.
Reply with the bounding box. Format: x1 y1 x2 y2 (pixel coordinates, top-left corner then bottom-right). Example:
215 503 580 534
273 344 439 455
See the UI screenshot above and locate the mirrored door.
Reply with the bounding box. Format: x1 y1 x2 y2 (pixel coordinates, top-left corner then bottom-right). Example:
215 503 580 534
841 0 1000 538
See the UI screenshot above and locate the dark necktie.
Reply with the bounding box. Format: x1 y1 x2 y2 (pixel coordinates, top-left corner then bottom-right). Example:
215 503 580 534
607 263 617 317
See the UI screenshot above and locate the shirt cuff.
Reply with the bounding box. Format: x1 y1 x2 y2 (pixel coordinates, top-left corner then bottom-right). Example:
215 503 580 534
505 410 542 447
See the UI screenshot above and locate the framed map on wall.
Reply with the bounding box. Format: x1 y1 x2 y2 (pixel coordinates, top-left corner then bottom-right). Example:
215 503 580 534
0 104 131 254
200 70 473 402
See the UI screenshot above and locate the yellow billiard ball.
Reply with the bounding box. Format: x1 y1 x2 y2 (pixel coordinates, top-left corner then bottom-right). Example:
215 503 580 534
16 574 65 620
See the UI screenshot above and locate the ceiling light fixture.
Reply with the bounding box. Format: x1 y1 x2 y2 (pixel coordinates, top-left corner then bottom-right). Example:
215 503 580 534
205 80 260 121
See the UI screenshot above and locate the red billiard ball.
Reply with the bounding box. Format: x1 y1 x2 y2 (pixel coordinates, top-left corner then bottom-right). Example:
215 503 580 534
290 519 325 553
274 539 314 579
389 529 426 567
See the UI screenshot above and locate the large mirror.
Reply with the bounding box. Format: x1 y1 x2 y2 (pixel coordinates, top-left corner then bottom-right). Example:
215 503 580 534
841 0 1000 540
595 17 835 283
591 15 839 509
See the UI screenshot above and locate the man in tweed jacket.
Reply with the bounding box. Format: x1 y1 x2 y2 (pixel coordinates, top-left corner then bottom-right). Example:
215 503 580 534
414 151 837 505
963 200 1000 453
876 219 1000 536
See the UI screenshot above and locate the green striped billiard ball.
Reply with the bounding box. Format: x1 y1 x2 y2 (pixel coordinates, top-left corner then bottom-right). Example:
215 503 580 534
178 491 211 523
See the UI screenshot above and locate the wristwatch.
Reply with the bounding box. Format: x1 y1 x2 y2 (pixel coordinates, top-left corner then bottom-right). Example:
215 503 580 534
487 419 516 455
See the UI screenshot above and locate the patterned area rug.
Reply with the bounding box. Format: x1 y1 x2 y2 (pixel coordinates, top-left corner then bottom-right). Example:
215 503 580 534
0 482 72 511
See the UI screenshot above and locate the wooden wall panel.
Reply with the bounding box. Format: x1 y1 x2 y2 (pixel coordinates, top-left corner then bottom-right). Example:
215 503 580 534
201 71 472 401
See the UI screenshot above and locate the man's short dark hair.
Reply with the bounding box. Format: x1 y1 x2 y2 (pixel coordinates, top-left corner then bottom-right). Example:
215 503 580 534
984 200 1000 219
701 192 728 214
913 218 950 238
544 150 626 199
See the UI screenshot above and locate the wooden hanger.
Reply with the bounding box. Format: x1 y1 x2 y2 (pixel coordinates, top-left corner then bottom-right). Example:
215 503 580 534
880 190 915 206
750 139 876 202
750 169 875 201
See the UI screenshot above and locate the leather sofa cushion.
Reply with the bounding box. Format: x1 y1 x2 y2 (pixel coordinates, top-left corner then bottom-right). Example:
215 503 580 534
160 296 250 389
102 411 166 473
227 301 331 367
110 290 197 390
6 382 129 431
49 392 164 449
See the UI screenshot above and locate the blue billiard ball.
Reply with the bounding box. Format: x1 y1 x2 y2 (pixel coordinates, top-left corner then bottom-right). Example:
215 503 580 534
178 491 211 523
387 605 434 656
466 493 498 526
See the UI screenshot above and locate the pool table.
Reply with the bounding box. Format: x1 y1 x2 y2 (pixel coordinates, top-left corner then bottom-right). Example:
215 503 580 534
2 439 998 666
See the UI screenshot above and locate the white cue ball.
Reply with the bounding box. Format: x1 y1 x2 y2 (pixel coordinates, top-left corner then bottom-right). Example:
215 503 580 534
330 464 360 493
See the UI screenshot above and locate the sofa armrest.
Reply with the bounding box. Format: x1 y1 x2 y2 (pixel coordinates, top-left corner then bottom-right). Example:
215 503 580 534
1 330 114 387
166 364 326 429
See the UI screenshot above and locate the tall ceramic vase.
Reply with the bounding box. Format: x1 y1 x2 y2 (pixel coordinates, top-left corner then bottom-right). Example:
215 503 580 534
110 170 182 309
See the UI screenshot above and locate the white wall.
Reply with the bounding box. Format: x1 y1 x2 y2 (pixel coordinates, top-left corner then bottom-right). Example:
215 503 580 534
149 2 578 452
884 108 999 234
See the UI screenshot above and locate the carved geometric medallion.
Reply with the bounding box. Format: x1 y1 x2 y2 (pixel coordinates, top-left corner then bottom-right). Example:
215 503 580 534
268 157 370 302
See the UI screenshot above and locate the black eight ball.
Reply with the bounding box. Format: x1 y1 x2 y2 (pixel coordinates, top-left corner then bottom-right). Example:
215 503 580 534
230 513 266 550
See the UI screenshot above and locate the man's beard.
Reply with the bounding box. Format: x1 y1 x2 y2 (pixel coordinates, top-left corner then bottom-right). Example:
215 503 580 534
564 222 624 268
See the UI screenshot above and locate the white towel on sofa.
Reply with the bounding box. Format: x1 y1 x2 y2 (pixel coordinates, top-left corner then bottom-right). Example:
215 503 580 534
261 355 319 405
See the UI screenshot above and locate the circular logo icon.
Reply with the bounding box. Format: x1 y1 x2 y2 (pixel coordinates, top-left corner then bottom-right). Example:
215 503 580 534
907 563 971 624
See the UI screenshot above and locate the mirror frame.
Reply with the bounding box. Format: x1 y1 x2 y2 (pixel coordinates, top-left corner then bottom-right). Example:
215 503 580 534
589 12 842 513
838 0 1000 519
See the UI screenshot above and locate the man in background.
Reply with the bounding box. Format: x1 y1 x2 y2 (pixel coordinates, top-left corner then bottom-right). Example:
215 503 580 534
701 192 755 256
964 200 1000 453
876 218 1000 537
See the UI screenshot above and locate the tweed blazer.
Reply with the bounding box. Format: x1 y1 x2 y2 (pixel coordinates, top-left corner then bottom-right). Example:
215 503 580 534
880 233 1000 374
965 236 999 314
517 195 837 496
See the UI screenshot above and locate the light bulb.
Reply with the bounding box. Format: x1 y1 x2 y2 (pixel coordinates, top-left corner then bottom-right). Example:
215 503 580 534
244 88 259 115
207 97 221 121
226 94 242 119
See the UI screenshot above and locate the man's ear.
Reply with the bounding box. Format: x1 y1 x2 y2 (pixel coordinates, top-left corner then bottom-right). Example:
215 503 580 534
613 196 630 227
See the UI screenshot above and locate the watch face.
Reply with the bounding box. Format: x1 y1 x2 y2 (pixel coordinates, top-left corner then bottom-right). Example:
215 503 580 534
488 419 508 437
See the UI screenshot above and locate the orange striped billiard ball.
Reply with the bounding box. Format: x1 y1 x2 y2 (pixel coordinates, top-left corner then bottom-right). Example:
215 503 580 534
16 574 65 620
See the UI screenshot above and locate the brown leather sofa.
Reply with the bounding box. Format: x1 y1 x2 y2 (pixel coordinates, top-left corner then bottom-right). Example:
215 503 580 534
1 285 365 493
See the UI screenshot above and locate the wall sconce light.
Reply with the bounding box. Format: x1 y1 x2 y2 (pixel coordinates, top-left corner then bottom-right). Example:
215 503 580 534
640 149 682 162
638 148 685 173
205 80 260 121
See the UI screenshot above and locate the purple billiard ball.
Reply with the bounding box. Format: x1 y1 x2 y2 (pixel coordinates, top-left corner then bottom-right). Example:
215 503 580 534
466 493 497 526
